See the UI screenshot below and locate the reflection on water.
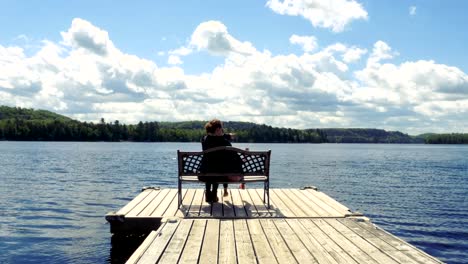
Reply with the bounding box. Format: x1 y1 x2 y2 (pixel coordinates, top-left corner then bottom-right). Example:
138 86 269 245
0 142 467 263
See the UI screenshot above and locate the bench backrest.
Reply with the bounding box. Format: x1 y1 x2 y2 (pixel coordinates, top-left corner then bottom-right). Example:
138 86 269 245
177 146 271 177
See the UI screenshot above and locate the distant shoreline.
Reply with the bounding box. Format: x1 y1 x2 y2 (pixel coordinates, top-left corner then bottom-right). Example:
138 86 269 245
1 106 467 144
1 140 467 144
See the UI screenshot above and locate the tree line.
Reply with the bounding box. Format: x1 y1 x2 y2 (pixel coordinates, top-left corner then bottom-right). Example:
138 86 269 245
424 133 468 144
2 106 467 144
0 118 326 143
0 118 202 142
320 128 424 143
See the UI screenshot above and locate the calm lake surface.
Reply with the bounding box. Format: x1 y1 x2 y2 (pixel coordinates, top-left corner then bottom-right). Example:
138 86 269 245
0 142 467 263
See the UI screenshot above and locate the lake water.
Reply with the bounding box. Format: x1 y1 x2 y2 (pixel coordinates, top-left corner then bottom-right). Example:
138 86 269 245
0 142 467 263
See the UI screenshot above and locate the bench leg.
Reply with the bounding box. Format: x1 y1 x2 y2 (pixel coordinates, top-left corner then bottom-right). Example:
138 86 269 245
178 178 182 208
264 180 270 209
267 186 270 209
263 182 266 203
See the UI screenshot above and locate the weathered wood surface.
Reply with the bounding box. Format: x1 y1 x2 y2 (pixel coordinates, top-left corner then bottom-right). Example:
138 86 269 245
112 188 351 220
127 218 443 264
109 188 442 263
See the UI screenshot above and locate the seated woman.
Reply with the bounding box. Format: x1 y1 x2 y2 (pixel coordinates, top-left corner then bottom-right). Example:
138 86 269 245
200 119 241 203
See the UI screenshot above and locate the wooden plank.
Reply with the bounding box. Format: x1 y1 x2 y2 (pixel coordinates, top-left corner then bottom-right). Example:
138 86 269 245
137 188 170 217
338 219 421 264
298 189 344 217
276 189 309 217
165 189 188 217
280 189 318 217
199 188 214 217
314 219 378 264
299 219 358 264
286 219 338 264
273 219 317 263
254 189 285 218
239 189 258 217
271 189 306 217
231 189 249 218
325 219 399 264
247 189 271 218
178 188 196 217
125 229 160 264
150 189 177 217
126 189 162 217
158 219 194 263
259 219 297 263
212 189 224 218
116 189 153 215
221 189 236 218
247 219 278 264
219 219 237 264
291 189 333 217
233 219 256 264
187 189 205 217
305 189 351 215
179 219 206 263
350 220 442 264
136 219 181 264
269 189 296 217
199 219 220 264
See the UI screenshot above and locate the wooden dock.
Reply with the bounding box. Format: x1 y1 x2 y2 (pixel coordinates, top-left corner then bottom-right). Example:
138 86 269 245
106 188 443 263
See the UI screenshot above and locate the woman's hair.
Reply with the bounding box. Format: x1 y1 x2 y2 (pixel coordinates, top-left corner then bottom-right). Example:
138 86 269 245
205 119 222 134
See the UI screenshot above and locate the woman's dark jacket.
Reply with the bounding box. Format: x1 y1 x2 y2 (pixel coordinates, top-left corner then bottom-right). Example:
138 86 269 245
199 135 243 180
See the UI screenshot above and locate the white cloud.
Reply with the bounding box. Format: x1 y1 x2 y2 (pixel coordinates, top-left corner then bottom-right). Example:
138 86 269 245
289 34 318 52
1 19 468 134
409 6 417 16
414 100 468 118
355 43 468 121
166 46 192 65
342 46 367 63
319 43 367 64
367 40 399 66
0 45 41 96
169 46 192 56
163 20 258 67
168 55 183 65
303 49 349 74
1 18 190 116
190 20 257 56
60 18 114 56
266 0 368 32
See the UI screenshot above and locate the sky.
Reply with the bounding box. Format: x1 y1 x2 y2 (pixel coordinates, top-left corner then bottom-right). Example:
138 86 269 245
1 0 467 134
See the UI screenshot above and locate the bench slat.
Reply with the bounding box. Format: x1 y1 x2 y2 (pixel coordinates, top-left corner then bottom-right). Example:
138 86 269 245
180 176 268 182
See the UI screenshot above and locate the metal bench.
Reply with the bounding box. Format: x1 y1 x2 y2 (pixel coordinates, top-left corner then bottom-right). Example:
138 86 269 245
177 146 271 208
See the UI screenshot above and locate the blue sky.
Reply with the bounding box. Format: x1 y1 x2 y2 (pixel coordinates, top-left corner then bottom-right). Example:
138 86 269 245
1 0 467 134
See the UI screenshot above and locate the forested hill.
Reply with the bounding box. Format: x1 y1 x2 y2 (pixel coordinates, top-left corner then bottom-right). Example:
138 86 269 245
0 106 325 143
2 106 466 143
0 106 72 122
320 128 424 143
